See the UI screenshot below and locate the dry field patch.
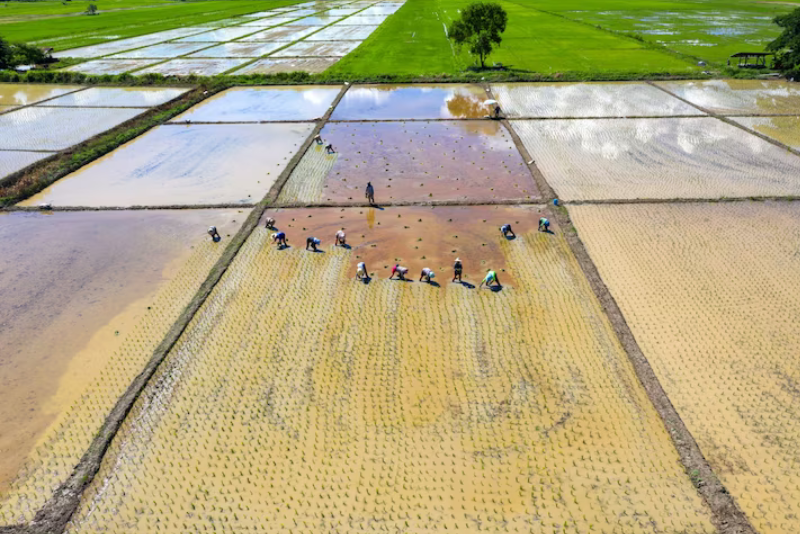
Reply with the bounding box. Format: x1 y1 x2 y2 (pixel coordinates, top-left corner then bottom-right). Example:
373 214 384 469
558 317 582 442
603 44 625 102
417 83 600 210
65 218 714 533
570 201 800 534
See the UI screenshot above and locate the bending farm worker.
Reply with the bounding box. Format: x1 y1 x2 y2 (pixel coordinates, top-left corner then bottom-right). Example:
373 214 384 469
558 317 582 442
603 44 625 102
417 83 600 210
479 269 501 289
334 230 346 246
538 217 550 232
325 143 335 154
365 182 375 205
313 134 323 145
419 267 435 283
500 224 516 238
356 261 369 281
265 217 276 229
452 258 463 283
271 231 288 248
207 226 221 242
306 236 321 251
389 264 409 280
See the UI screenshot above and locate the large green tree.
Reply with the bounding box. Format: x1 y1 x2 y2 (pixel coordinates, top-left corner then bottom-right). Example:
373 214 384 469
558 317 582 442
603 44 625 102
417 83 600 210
447 2 508 69
767 7 800 77
0 36 11 70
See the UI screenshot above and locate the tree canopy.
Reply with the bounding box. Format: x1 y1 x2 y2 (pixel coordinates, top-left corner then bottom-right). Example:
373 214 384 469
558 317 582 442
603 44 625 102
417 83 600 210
447 2 508 68
767 7 800 77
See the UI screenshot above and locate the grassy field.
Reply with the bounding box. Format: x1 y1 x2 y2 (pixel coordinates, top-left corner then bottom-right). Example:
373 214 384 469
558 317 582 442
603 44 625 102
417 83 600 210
0 0 300 51
330 0 799 76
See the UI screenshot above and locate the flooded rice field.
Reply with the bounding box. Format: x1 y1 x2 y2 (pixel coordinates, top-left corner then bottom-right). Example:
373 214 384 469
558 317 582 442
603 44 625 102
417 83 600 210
511 117 800 201
279 121 538 204
63 216 714 534
733 116 800 150
62 59 159 75
290 15 346 26
331 84 490 120
20 123 315 207
491 82 704 118
0 84 83 107
238 16 305 27
107 42 214 59
340 15 389 25
232 57 339 74
272 40 362 57
174 86 340 122
52 29 211 59
260 205 548 286
656 80 800 115
238 25 320 42
174 27 262 43
570 202 800 534
39 87 188 108
185 42 284 58
0 209 245 522
0 150 52 179
0 106 144 151
307 24 380 40
135 58 249 76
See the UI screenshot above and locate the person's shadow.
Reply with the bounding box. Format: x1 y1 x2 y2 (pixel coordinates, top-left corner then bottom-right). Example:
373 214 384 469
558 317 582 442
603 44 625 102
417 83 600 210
338 244 352 250
212 235 221 243
489 285 503 292
542 229 555 235
427 281 441 288
504 234 517 241
308 248 325 253
278 244 290 250
368 204 385 210
458 281 475 289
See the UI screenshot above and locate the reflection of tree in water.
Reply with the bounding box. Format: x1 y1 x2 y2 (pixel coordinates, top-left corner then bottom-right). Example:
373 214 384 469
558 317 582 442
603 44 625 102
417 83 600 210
446 92 488 118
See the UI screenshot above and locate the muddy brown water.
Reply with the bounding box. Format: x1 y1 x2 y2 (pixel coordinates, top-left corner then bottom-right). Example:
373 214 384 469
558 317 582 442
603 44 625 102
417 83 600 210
331 84 491 120
261 205 551 286
0 84 83 107
0 209 242 494
309 121 539 203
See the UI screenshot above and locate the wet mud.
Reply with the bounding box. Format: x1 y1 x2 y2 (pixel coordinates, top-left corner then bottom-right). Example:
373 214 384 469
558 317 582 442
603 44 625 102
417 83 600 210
186 42 284 58
0 106 144 151
62 59 159 75
174 85 341 122
239 25 320 42
511 117 800 201
732 116 800 150
306 24 380 40
283 121 539 203
40 87 189 108
0 209 243 513
332 83 491 120
175 27 260 43
272 40 362 57
0 84 83 107
491 81 704 118
107 42 214 59
232 57 339 74
63 218 714 534
20 123 315 207
656 80 800 115
136 58 249 76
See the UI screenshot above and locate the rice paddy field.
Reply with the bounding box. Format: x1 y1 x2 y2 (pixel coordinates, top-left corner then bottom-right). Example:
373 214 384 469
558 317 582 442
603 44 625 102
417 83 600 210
4 78 800 533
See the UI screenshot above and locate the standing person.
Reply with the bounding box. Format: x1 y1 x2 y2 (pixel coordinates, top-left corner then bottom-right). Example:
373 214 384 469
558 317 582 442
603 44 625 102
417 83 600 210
389 264 409 280
356 261 369 281
500 224 516 238
271 231 288 248
479 270 501 289
494 104 502 119
334 229 346 246
538 217 550 232
207 226 221 242
265 217 276 229
419 267 435 283
452 258 463 283
306 236 321 251
365 182 375 205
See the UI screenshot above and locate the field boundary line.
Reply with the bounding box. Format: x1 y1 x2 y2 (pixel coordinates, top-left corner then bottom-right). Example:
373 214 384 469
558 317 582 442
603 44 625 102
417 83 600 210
5 203 257 212
500 94 757 534
648 81 800 160
265 82 350 202
6 86 337 534
563 196 800 205
0 86 89 118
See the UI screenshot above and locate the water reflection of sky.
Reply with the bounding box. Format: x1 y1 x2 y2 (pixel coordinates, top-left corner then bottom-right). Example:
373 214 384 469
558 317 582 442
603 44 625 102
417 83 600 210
331 85 488 120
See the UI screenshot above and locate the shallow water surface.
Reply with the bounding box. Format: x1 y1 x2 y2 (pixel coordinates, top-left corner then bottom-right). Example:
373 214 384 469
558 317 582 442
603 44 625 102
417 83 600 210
332 84 491 120
273 40 362 57
187 42 285 58
62 59 158 75
0 150 53 180
307 24 380 40
733 116 800 150
175 85 340 122
21 123 315 207
656 80 800 115
40 87 188 108
107 42 214 59
232 57 339 74
136 58 248 76
0 83 83 107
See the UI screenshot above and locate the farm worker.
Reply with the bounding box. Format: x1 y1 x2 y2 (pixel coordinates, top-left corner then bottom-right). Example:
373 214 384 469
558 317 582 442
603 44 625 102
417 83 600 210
389 264 409 280
271 232 288 248
538 217 550 232
306 236 321 251
500 224 516 238
419 267 435 283
356 261 369 281
479 270 501 289
452 258 463 283
207 226 221 242
365 182 375 205
313 134 323 145
494 104 502 119
334 229 346 246
265 216 276 229
325 143 335 154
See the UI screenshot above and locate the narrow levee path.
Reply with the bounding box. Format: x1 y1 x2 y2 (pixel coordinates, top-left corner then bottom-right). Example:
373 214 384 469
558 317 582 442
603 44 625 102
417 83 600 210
1 83 351 534
489 84 759 534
